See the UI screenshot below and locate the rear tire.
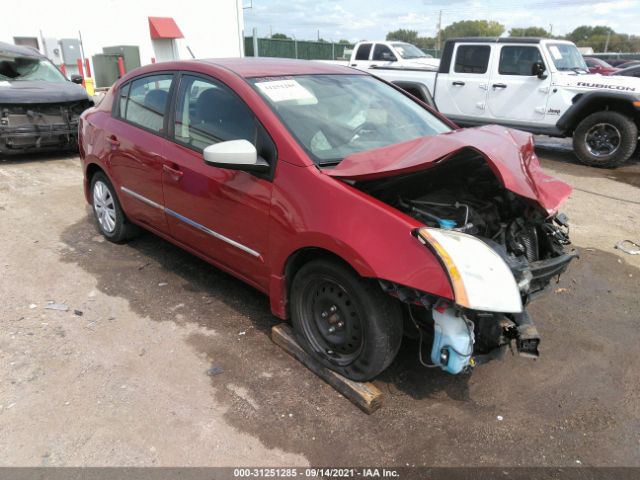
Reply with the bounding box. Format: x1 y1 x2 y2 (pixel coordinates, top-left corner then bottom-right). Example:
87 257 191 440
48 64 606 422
290 259 403 381
573 111 638 168
90 172 139 243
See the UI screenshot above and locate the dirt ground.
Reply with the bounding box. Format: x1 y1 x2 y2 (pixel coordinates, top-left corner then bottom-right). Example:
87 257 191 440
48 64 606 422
1 139 639 467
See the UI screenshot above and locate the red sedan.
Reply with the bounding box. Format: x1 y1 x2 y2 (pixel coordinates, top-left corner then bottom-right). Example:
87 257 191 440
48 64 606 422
79 58 576 380
584 57 619 75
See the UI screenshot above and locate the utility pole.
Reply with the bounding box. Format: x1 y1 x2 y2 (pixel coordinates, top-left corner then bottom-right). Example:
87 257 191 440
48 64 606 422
436 10 442 52
604 30 611 52
549 24 553 37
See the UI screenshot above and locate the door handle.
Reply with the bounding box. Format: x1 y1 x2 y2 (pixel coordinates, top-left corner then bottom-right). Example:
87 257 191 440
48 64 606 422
492 83 507 89
163 164 184 178
452 81 465 86
106 135 120 147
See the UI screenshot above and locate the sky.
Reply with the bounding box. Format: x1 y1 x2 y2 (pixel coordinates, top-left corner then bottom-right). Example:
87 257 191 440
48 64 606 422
243 0 640 42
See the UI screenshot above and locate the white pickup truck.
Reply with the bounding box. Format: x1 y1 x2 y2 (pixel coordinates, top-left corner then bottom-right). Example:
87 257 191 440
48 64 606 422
363 37 640 168
330 41 440 71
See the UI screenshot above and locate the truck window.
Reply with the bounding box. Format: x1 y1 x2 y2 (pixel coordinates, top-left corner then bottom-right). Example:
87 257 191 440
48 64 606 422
499 46 543 76
454 45 490 74
372 44 396 61
355 43 372 61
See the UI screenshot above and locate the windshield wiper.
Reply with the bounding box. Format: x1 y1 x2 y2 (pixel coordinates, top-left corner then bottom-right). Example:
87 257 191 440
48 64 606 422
317 159 342 167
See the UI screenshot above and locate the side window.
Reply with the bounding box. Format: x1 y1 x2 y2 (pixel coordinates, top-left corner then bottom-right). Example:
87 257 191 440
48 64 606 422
123 74 173 133
499 46 544 76
355 43 372 61
454 45 491 74
373 44 396 61
173 75 259 152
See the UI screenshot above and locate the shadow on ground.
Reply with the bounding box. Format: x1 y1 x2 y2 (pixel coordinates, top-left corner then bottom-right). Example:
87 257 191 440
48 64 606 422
59 211 640 466
535 140 640 191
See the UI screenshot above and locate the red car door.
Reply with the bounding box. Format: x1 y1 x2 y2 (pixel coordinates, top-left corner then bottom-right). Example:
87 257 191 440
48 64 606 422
106 73 175 233
161 73 275 290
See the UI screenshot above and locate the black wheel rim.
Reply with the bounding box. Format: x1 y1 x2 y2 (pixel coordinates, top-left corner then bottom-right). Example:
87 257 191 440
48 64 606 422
299 277 364 366
585 123 621 157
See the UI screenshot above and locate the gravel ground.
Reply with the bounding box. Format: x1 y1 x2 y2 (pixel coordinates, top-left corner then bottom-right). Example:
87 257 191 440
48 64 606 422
0 140 639 467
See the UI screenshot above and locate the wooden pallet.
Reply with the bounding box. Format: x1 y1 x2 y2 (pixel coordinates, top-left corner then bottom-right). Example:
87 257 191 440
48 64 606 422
271 323 383 414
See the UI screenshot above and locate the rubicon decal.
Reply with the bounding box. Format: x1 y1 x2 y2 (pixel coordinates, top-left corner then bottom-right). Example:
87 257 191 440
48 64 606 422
577 82 635 92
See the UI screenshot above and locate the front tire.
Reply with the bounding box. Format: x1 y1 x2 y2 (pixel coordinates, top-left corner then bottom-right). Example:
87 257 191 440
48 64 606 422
290 259 403 381
573 111 638 168
90 172 139 243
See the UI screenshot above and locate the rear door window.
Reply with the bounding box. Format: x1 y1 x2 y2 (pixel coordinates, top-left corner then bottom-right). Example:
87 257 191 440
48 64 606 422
123 74 174 133
372 44 396 61
355 43 372 61
454 45 491 74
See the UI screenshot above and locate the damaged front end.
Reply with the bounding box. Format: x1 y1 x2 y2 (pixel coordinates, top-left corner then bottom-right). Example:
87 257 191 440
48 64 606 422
0 101 91 154
328 128 578 374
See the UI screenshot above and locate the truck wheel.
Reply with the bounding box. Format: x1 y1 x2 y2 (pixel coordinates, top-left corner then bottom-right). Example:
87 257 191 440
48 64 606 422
290 259 403 381
573 111 638 168
90 172 139 243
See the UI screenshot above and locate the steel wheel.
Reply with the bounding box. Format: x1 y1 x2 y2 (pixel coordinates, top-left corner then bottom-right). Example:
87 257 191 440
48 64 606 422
291 259 403 381
93 180 117 233
585 122 621 157
300 277 365 366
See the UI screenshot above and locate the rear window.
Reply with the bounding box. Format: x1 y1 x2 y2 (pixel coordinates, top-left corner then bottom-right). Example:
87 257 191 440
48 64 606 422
454 45 491 74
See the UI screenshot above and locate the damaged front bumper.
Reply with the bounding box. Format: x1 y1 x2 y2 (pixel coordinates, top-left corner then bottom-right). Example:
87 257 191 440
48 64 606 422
0 102 90 154
384 225 578 375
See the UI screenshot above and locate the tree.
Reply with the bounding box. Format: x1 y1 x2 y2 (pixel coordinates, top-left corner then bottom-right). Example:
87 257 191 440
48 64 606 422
441 20 505 39
509 26 550 38
271 33 291 40
338 39 351 44
566 25 614 44
386 29 420 44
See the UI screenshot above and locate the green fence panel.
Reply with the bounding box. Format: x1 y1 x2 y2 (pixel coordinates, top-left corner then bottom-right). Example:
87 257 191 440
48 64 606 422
244 37 354 60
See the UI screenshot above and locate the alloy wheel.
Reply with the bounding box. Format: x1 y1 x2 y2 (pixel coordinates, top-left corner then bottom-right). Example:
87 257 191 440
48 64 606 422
585 123 621 157
93 180 117 233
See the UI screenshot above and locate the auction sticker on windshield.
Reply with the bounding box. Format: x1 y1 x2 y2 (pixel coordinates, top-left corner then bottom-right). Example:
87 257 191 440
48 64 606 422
255 79 316 103
548 45 562 60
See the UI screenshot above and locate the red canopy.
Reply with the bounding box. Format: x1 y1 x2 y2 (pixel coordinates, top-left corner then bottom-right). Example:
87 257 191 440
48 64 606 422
148 17 184 39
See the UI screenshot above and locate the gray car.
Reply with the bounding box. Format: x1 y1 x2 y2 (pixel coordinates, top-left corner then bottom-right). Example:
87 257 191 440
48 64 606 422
0 42 93 155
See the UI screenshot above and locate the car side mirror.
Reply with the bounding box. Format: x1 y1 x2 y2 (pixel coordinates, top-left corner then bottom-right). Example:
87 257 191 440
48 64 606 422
203 139 270 173
532 62 547 79
381 52 396 61
70 74 84 84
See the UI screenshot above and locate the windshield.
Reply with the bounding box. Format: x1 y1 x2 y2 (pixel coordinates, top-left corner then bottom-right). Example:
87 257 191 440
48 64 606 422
0 54 67 82
391 43 432 59
251 74 450 165
545 43 588 71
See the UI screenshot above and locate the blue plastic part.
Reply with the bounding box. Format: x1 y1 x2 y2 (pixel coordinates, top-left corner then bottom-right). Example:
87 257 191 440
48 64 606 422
438 219 457 229
430 308 474 375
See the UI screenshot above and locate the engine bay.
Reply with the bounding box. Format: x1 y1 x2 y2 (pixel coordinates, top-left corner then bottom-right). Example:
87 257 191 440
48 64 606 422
355 151 572 288
354 150 578 373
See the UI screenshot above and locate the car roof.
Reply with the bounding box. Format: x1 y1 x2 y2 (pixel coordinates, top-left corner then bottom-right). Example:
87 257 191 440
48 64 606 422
199 57 363 78
0 41 44 58
444 37 572 45
615 64 640 74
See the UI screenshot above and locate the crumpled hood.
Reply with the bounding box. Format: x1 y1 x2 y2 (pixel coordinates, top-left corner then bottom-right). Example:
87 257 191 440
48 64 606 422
323 125 572 213
0 80 90 104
